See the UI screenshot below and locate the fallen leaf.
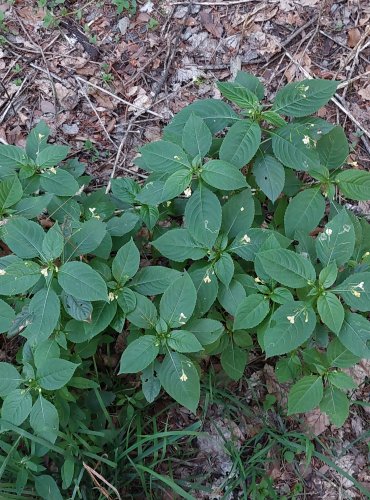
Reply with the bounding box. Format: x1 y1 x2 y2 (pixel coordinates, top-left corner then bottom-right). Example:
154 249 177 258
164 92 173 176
359 85 370 101
302 408 329 436
348 28 361 48
200 11 223 38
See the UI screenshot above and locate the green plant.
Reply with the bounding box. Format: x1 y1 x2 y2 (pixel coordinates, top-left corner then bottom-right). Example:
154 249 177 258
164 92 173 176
112 0 137 15
0 72 369 497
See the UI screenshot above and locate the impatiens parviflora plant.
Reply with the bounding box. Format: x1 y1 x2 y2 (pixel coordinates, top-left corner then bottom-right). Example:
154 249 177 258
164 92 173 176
0 73 370 496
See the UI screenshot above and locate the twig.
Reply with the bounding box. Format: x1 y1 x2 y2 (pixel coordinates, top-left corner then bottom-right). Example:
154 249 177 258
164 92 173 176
171 0 259 4
0 76 29 124
337 70 370 89
83 462 122 500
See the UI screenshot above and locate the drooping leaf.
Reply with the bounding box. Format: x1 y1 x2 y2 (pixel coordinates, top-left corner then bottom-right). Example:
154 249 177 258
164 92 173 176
221 188 254 238
160 273 197 328
316 126 348 169
61 293 92 321
182 113 212 158
221 342 247 381
0 362 23 397
26 120 50 160
0 299 15 333
29 395 59 444
119 336 159 373
219 120 261 168
112 238 140 285
126 292 157 329
337 312 370 359
320 385 349 427
253 154 285 203
0 175 23 210
287 375 324 414
284 188 325 239
22 288 60 344
335 169 370 201
1 389 32 426
317 292 344 335
234 70 264 100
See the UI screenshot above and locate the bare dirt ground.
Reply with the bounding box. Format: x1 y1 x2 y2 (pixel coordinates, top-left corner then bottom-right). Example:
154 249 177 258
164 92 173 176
0 0 369 497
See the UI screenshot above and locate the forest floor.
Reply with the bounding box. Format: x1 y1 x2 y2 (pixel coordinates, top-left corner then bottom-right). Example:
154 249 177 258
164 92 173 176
0 0 369 498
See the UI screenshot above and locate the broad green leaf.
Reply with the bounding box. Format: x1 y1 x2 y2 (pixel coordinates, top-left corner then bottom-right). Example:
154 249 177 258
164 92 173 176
83 301 117 340
42 223 64 261
152 228 207 262
230 228 279 262
218 279 246 316
253 154 285 203
158 352 200 413
0 259 41 296
182 113 212 158
317 126 348 169
315 209 355 266
33 340 60 368
261 111 286 127
320 385 349 427
214 252 234 286
14 194 52 219
36 145 69 167
0 145 27 169
112 238 140 284
335 169 370 201
234 294 269 330
317 292 344 335
217 81 259 109
130 267 181 295
40 168 79 196
328 371 356 390
269 287 293 304
35 475 63 500
46 195 81 223
141 365 161 403
287 375 323 414
23 288 60 343
327 338 360 368
219 120 261 168
275 356 301 383
257 248 315 288
221 343 247 381
185 185 221 249
30 395 59 444
126 292 157 328
1 389 32 426
186 318 224 346
140 204 159 231
0 362 22 397
135 181 166 205
1 217 44 258
201 160 247 190
284 188 325 239
26 120 50 160
189 263 218 317
58 262 108 302
0 175 23 210
160 273 197 328
264 301 316 357
235 70 264 100
37 358 79 390
162 170 192 200
111 177 141 204
221 188 254 238
119 336 159 373
137 141 190 173
0 299 15 333
337 312 370 358
168 330 203 353
61 293 92 321
107 212 140 237
65 219 107 259
272 123 320 171
333 272 370 312
319 263 338 289
272 79 338 117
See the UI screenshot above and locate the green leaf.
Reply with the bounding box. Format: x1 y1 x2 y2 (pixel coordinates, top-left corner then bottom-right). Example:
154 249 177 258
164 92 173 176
0 145 27 169
83 301 117 340
112 239 140 285
119 336 159 373
66 219 107 259
221 342 247 381
219 120 261 168
253 154 285 203
111 177 140 204
221 188 254 238
261 111 286 127
234 294 270 330
0 299 15 333
141 365 161 403
0 362 22 397
320 385 349 427
33 340 60 368
218 279 246 316
42 223 64 261
126 292 157 329
107 212 140 237
235 70 264 100
1 390 32 426
317 126 348 169
135 181 165 205
269 287 293 304
287 375 324 414
214 252 234 286
319 263 338 289
335 169 370 201
130 267 181 295
162 170 192 200
0 259 41 296
186 318 224 346
257 248 315 288
40 168 79 196
0 175 23 210
137 141 190 173
337 312 370 358
117 287 136 314
26 120 50 160
1 217 44 258
217 81 259 109
272 79 338 117
272 123 320 171
333 272 370 312
36 145 69 167
201 160 247 190
160 273 197 328
328 371 356 390
327 338 360 368
37 358 78 390
30 395 59 444
58 262 108 302
189 263 218 317
264 302 316 357
152 228 207 262
284 188 325 239
315 209 355 266
185 185 221 249
61 293 92 321
317 292 344 335
182 113 212 158
35 475 63 500
158 352 200 412
168 330 203 353
14 194 52 219
23 288 60 343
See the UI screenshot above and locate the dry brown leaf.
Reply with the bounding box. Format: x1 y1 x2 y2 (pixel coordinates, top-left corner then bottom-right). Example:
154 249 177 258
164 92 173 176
347 28 361 48
263 364 289 406
254 6 279 22
200 11 223 39
359 85 370 101
302 408 329 436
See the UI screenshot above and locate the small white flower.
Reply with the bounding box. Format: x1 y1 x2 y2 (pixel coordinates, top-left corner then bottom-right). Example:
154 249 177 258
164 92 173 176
303 85 309 92
38 133 45 140
302 135 310 145
166 201 172 207
179 312 187 324
356 282 365 290
40 268 49 277
325 228 333 236
287 315 295 324
352 290 361 298
173 155 180 160
254 277 263 283
75 184 85 196
203 275 212 284
364 252 370 257
180 370 188 382
184 187 192 198
240 207 245 212
241 234 251 244
0 269 6 276
49 167 57 174
89 207 96 214
108 292 116 302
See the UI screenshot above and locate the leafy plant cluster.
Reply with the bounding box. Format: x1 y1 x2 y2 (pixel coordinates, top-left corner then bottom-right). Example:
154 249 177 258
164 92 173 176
0 73 370 497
